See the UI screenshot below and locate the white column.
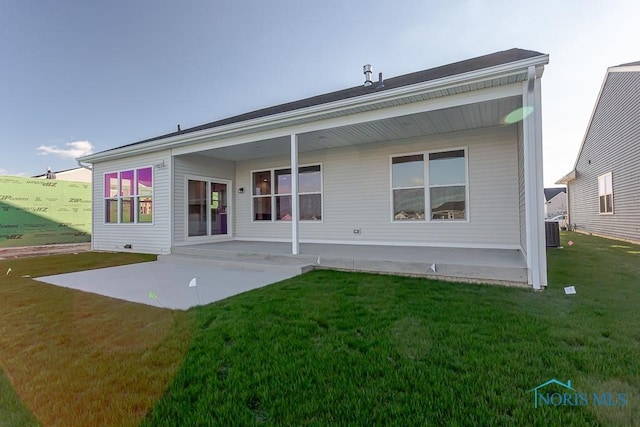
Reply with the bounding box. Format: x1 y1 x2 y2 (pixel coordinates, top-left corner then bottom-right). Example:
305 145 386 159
533 71 548 288
522 66 547 290
290 134 299 255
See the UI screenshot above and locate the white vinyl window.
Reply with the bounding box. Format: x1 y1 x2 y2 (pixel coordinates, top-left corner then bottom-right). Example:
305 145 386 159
252 165 322 221
391 149 467 221
429 150 466 220
391 155 425 220
598 172 613 214
104 167 153 224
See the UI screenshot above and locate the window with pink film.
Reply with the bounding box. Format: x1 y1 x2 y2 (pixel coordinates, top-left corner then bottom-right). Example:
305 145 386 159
137 168 153 196
105 173 118 197
120 170 134 196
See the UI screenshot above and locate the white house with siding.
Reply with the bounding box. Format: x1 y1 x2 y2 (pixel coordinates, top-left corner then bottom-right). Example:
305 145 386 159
33 167 92 183
79 48 549 289
557 61 640 244
544 187 567 218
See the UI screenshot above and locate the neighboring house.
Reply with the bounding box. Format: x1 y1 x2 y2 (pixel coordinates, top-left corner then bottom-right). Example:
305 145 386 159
544 187 566 218
79 48 550 289
33 167 92 183
557 61 640 244
0 175 91 248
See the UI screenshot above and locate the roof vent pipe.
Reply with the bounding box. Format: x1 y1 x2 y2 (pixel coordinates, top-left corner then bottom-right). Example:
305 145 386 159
377 72 384 89
363 64 373 86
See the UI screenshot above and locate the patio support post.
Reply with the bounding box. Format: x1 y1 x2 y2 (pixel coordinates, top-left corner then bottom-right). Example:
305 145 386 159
522 65 547 290
290 134 299 255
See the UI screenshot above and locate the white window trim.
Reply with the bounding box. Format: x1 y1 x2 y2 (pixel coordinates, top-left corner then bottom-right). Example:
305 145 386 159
598 172 614 215
184 174 233 242
103 166 154 225
389 147 470 223
250 163 324 223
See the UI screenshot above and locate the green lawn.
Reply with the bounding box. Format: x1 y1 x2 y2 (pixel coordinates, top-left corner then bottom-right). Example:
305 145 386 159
0 369 39 427
142 232 640 426
1 233 639 426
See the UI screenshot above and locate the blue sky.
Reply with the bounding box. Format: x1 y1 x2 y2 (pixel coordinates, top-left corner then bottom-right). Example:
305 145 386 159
1 0 638 186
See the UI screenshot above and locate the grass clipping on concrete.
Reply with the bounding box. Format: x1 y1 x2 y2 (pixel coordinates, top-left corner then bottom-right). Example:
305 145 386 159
0 252 194 427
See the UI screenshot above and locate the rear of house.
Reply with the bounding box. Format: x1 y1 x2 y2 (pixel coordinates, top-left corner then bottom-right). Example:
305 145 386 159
558 62 640 244
80 49 550 289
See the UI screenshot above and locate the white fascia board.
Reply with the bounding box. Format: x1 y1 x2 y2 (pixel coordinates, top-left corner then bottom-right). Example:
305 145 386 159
568 64 639 172
609 65 640 73
555 170 576 185
569 67 615 173
80 54 548 163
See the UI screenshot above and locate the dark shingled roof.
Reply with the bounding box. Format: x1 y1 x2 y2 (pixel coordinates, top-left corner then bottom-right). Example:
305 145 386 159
101 48 545 153
544 187 566 201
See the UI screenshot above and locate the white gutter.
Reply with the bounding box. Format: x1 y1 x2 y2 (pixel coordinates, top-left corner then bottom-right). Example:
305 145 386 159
77 159 93 170
79 54 549 164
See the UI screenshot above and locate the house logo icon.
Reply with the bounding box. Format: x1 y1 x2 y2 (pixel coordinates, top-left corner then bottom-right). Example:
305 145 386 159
529 379 575 408
530 378 629 408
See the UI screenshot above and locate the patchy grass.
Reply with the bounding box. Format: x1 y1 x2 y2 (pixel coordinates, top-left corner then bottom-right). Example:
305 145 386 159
141 232 640 426
0 252 195 427
2 234 640 426
0 369 40 427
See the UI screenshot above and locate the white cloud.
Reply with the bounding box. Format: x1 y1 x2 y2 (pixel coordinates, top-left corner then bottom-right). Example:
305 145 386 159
0 168 27 177
37 140 94 159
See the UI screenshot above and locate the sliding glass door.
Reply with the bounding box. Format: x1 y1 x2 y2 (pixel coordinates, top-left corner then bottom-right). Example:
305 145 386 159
210 182 228 235
187 178 230 239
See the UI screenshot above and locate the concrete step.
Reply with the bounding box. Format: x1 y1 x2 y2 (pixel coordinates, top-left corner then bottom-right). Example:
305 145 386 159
170 246 528 286
158 253 315 275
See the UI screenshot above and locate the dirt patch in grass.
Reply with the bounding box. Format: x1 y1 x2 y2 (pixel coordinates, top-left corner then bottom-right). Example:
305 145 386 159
0 252 196 427
0 243 91 259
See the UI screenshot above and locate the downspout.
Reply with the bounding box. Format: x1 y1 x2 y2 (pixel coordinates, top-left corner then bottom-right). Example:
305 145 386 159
76 159 95 251
290 134 299 255
522 65 547 290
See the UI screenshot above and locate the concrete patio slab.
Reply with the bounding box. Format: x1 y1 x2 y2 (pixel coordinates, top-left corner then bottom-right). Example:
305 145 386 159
171 241 529 285
35 259 300 310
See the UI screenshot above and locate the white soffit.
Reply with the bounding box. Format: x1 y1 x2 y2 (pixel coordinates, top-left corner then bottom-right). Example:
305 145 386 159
193 96 522 162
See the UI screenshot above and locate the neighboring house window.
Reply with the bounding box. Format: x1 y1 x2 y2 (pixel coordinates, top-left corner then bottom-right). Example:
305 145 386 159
598 172 613 214
252 165 322 221
104 167 153 224
391 149 467 221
